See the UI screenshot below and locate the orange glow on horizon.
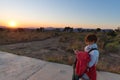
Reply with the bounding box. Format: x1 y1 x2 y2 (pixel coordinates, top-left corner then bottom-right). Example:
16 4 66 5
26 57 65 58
0 20 116 29
8 21 17 28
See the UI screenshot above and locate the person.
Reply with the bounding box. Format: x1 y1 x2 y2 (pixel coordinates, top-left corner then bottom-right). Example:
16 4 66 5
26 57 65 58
72 34 99 80
81 34 99 80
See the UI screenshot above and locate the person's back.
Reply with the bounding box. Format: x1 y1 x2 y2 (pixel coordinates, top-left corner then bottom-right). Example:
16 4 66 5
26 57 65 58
84 43 99 68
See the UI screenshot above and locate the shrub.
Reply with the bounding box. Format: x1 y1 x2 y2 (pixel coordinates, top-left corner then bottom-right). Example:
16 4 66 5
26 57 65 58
105 42 120 53
107 31 117 37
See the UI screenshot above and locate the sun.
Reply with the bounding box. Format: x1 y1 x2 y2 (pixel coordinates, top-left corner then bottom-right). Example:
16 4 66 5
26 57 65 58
8 21 17 28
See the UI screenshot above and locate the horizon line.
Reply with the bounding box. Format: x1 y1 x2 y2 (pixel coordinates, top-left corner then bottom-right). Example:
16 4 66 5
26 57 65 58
0 25 117 30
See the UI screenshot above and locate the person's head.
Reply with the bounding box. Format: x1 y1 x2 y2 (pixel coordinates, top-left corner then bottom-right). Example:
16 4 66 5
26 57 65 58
85 34 97 45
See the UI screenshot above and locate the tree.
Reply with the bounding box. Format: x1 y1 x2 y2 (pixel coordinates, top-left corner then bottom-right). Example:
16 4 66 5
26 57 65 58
0 28 5 31
77 28 82 32
54 28 61 32
17 28 25 32
96 28 101 32
63 27 73 32
36 27 44 32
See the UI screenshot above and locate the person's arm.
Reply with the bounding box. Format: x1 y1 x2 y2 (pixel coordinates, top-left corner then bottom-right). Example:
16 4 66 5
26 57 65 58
88 51 97 67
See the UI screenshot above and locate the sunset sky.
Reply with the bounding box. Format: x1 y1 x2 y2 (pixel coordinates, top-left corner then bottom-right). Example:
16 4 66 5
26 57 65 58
0 0 120 29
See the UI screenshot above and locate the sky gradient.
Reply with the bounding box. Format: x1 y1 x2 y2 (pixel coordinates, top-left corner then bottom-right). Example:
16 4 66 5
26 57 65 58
0 0 120 29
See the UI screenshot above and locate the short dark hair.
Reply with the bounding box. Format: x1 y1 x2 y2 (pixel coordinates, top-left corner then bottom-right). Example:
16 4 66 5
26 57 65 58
85 34 97 43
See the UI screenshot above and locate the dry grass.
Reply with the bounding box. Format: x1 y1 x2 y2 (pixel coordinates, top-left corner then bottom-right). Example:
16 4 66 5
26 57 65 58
0 30 54 45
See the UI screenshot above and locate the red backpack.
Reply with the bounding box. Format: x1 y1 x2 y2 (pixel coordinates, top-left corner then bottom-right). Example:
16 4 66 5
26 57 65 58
75 51 90 77
73 48 97 78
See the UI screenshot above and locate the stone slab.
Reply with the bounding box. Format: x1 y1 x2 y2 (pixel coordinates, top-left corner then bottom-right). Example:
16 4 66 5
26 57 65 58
0 51 120 80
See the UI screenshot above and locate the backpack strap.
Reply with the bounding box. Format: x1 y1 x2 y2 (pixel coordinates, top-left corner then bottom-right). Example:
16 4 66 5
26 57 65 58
88 48 98 53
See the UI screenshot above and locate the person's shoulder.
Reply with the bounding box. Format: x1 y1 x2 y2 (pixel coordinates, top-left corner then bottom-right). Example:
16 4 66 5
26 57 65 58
84 45 91 52
90 50 99 55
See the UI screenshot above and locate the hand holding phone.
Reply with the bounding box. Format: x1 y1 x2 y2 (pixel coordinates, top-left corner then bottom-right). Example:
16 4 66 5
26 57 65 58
73 49 79 54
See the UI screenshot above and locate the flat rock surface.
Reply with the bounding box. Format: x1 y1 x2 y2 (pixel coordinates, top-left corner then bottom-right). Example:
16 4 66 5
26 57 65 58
0 51 120 80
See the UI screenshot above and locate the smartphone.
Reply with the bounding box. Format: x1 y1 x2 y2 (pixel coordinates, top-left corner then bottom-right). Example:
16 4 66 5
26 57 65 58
73 49 78 52
73 49 76 52
73 49 79 54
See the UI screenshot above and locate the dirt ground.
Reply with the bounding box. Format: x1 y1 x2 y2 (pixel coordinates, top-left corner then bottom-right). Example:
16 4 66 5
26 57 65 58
0 37 74 64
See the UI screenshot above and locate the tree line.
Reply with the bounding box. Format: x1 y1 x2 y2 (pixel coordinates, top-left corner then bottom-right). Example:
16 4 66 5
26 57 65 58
0 26 119 33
